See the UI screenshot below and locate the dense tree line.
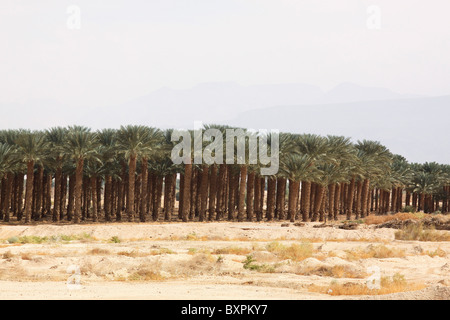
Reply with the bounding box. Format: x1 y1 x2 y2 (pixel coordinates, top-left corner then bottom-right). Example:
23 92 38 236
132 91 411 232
0 125 448 224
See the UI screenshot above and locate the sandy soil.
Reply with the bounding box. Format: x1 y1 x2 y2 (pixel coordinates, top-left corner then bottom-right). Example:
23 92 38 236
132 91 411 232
0 221 448 300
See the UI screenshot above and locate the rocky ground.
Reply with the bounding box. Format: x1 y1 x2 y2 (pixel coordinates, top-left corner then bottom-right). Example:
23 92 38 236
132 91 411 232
0 221 448 300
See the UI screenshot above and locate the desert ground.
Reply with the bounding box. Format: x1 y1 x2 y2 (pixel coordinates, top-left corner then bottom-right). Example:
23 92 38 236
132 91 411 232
0 220 449 300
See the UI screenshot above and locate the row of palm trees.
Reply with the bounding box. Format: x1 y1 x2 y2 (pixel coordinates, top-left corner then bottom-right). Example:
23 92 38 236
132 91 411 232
0 125 448 224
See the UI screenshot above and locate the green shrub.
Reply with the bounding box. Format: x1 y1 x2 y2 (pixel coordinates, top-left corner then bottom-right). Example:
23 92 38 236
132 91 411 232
7 237 19 244
402 206 416 213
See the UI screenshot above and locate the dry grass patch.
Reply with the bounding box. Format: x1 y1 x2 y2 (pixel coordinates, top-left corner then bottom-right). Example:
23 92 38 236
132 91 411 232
187 248 211 255
128 267 166 281
150 248 175 255
2 250 15 259
395 224 450 241
309 273 425 296
266 241 313 261
185 232 209 241
345 245 406 261
424 247 447 258
166 253 220 277
298 265 366 279
87 248 111 255
365 213 424 225
20 252 33 260
212 247 252 255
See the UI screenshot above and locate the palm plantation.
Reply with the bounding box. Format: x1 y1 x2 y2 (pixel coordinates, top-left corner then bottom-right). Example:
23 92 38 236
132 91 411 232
0 124 448 225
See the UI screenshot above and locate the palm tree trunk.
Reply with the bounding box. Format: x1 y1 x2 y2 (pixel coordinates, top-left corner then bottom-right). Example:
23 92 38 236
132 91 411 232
53 164 62 222
178 173 184 219
216 164 226 220
104 175 112 221
237 166 247 222
288 180 300 222
208 165 218 221
164 174 173 221
347 177 356 220
355 180 363 219
276 178 286 220
312 184 325 222
24 161 35 223
82 176 90 221
16 173 24 221
33 166 43 220
227 169 237 220
153 175 163 221
334 183 341 220
189 169 197 220
73 158 84 224
126 154 137 222
361 179 370 217
45 172 52 217
198 165 209 222
301 181 311 222
254 175 261 221
90 175 98 222
138 158 148 222
266 177 276 221
246 171 255 221
328 184 336 221
3 173 13 222
182 164 192 222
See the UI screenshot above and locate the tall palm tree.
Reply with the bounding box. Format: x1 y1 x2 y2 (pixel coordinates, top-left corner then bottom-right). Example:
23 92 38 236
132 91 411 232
279 153 315 222
0 143 15 222
15 131 48 223
355 140 392 218
45 127 68 222
293 134 329 221
62 126 98 224
116 125 160 222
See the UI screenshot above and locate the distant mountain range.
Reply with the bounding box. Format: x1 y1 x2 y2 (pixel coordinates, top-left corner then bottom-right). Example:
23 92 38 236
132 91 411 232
77 81 421 129
0 81 447 163
226 95 450 164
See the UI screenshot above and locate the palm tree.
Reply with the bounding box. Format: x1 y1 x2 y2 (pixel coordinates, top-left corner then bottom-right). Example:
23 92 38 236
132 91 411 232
15 131 48 223
279 153 315 222
355 140 392 218
45 127 68 222
0 143 15 222
293 134 329 221
116 125 161 222
62 126 98 224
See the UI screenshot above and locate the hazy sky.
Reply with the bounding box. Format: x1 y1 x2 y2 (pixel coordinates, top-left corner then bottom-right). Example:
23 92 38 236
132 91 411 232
1 0 449 109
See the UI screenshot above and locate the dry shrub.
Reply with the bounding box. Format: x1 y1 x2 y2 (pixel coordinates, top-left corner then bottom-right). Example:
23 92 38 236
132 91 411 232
345 245 405 261
185 233 209 241
395 224 450 242
20 252 33 260
167 253 219 277
365 213 422 225
298 265 365 279
266 242 313 261
2 251 14 259
309 273 425 296
213 247 252 255
425 247 447 258
87 248 111 255
150 248 175 255
128 266 166 281
116 250 168 257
